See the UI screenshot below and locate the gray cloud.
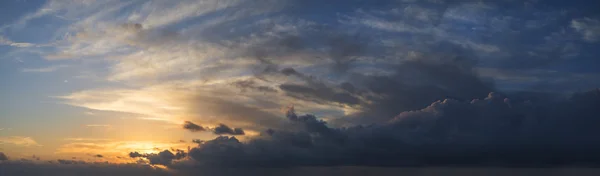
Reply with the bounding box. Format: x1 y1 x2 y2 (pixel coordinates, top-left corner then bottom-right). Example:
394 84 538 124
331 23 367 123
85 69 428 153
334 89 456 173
185 88 600 167
145 150 186 166
128 152 143 158
129 149 186 166
186 96 285 130
232 79 278 93
182 121 246 136
572 18 600 42
213 124 246 136
0 152 7 161
183 121 206 132
57 159 87 165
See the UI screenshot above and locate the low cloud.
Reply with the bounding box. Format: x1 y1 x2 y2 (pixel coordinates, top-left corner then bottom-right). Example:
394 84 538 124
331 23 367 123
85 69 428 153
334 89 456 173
185 89 600 167
128 149 186 166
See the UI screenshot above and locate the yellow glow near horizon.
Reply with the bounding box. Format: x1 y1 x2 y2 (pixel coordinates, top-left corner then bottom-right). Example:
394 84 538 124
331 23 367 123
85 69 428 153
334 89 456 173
54 140 192 162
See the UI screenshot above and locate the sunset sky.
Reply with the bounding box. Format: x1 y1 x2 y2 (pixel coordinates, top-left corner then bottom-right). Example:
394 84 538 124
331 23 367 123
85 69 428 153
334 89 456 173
1 0 600 175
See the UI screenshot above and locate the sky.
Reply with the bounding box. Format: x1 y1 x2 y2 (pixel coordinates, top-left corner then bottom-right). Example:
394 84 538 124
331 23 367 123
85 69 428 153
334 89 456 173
1 0 600 175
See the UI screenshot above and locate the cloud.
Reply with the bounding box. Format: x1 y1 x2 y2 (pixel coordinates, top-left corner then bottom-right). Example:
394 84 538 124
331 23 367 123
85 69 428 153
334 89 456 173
55 140 189 162
0 35 35 48
4 0 600 172
128 149 186 166
0 152 8 161
0 136 42 147
232 79 278 93
48 0 599 136
22 65 69 73
183 88 600 167
572 18 600 42
213 124 245 136
183 121 206 132
183 121 246 136
85 124 111 128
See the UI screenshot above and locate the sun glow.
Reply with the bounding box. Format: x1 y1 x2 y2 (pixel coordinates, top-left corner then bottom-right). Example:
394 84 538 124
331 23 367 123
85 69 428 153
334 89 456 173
55 140 191 162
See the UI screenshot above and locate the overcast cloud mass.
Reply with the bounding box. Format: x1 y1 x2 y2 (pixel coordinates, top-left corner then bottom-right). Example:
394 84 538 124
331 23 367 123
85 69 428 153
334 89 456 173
2 0 600 175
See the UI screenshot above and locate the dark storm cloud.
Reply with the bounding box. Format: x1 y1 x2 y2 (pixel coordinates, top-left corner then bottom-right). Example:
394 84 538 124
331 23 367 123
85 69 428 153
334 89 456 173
185 88 600 167
213 124 246 136
183 121 206 132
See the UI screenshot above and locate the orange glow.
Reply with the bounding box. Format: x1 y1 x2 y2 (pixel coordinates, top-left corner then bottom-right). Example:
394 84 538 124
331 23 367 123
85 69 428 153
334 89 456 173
55 140 192 163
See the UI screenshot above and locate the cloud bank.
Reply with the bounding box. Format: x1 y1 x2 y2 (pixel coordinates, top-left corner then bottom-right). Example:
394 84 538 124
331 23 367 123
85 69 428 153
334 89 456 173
184 89 600 167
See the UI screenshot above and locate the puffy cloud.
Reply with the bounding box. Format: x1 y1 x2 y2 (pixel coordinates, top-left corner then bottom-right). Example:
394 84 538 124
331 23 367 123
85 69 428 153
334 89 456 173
128 152 144 158
213 124 245 136
129 149 186 166
145 150 186 166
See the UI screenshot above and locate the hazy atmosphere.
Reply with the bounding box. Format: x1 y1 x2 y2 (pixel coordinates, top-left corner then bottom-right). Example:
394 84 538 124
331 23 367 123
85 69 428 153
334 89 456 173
1 0 600 175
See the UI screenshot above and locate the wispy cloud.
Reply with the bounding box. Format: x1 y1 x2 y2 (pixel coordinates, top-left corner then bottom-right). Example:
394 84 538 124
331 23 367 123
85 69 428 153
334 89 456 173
64 138 113 142
0 136 42 147
572 17 600 42
22 65 69 73
0 35 35 48
85 124 111 128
